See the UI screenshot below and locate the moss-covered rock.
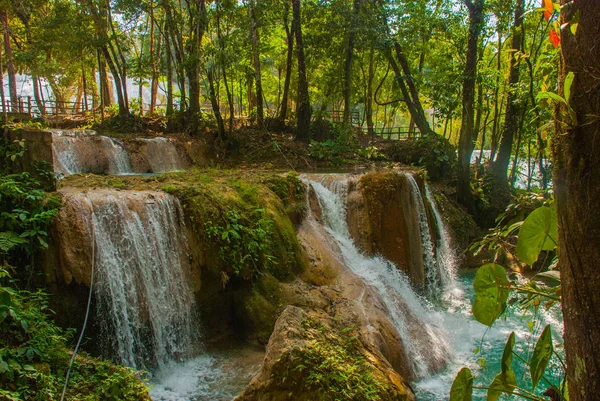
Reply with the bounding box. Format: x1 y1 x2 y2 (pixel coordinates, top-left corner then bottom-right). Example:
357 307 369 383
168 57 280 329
54 169 307 343
236 306 415 401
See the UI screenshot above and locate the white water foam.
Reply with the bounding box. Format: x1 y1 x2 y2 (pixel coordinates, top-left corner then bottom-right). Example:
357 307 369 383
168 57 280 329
304 174 564 400
51 132 132 176
307 177 451 379
89 192 196 370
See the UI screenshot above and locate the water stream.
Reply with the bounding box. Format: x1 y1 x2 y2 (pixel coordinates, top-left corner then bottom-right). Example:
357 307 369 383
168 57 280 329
304 173 564 400
52 133 132 176
306 176 450 380
74 170 562 400
86 192 196 370
50 130 187 177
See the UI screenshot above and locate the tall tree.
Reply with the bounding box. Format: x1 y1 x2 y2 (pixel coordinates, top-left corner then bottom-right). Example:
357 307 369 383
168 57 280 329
249 0 264 127
554 2 600 400
0 8 18 110
342 0 361 126
376 0 435 136
456 0 485 208
185 0 207 133
278 1 293 122
292 0 310 142
492 0 525 186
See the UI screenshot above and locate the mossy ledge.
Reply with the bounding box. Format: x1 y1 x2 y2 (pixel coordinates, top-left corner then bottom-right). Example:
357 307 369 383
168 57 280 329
55 168 307 343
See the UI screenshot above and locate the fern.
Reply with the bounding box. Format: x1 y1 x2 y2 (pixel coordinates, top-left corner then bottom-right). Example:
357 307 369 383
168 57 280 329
0 231 28 253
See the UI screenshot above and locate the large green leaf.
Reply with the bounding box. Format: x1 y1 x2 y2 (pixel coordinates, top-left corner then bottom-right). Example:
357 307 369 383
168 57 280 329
501 332 515 374
516 206 558 266
531 325 553 390
472 264 509 327
487 369 517 401
450 367 473 401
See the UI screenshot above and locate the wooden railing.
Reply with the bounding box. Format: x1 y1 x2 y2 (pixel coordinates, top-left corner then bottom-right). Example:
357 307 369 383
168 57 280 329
1 96 95 119
362 126 423 140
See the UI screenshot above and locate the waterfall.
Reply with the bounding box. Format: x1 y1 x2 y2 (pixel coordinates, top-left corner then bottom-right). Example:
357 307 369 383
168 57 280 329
134 137 188 173
405 174 440 299
305 176 451 380
424 185 463 305
85 191 197 370
51 132 132 177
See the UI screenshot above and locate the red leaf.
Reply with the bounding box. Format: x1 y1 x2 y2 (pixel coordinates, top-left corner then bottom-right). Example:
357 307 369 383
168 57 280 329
549 30 561 48
543 0 553 21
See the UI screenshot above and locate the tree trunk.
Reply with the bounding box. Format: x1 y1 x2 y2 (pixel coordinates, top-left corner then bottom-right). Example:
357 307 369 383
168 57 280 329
1 9 18 110
554 3 600 399
216 0 234 135
292 0 311 143
342 0 361 126
457 0 485 208
489 27 503 163
149 0 158 114
366 48 375 136
102 46 129 117
207 66 226 143
376 1 434 136
0 41 4 123
107 8 129 110
249 0 264 127
492 0 524 185
279 2 294 121
186 0 206 133
164 20 174 117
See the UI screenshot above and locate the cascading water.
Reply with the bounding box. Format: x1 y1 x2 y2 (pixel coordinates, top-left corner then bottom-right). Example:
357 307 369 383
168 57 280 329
86 191 197 370
306 176 451 379
305 173 564 400
405 174 441 299
134 137 188 172
424 185 464 307
51 131 132 177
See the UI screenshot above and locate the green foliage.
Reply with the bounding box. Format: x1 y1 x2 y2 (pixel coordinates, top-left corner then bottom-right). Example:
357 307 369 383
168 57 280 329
449 368 473 401
160 170 303 282
357 146 387 161
450 326 561 401
454 192 564 401
530 325 553 391
282 319 396 401
385 135 456 181
0 172 60 259
472 264 509 327
487 333 517 401
1 138 61 262
308 128 357 165
205 208 276 277
0 265 149 400
470 192 551 263
515 205 558 265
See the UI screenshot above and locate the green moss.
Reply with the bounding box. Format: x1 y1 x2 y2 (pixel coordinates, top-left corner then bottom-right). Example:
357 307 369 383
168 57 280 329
273 318 401 401
234 287 279 343
60 169 305 282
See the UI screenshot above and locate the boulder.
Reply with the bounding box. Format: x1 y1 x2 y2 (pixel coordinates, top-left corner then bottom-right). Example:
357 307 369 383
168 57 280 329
236 306 415 401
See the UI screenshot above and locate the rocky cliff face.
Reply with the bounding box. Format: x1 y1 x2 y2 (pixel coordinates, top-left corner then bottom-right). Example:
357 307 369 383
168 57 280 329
343 171 437 288
43 169 467 400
